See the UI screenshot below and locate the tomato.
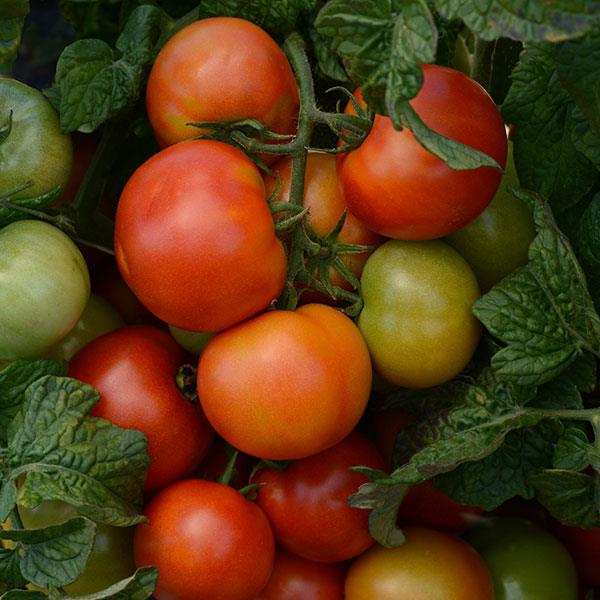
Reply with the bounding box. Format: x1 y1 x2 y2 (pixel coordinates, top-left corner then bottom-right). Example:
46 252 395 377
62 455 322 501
114 139 287 332
254 432 385 562
263 152 383 293
69 326 214 491
254 548 345 600
337 65 507 240
146 17 298 153
359 239 480 388
0 78 72 199
465 517 579 599
168 325 214 355
17 500 134 595
345 526 493 600
555 525 600 587
0 220 90 360
445 141 535 291
198 303 372 459
134 479 275 600
46 294 123 361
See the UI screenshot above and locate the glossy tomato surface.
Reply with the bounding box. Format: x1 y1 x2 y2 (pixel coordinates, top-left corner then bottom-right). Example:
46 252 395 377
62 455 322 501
134 479 275 600
254 548 345 600
255 431 384 562
337 65 507 240
18 500 135 596
359 239 480 388
345 526 493 600
146 17 298 150
69 326 214 491
0 78 72 199
114 139 287 332
466 518 579 600
198 303 372 459
263 152 383 291
0 220 90 360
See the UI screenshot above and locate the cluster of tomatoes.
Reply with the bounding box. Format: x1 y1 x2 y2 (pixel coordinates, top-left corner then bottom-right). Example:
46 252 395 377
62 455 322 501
2 14 599 600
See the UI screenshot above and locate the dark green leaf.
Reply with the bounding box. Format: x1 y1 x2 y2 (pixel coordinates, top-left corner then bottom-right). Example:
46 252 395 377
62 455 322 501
502 44 599 211
0 547 27 587
557 26 600 134
553 427 591 470
577 192 600 310
0 188 62 228
571 106 600 169
435 0 600 42
0 592 46 600
473 191 600 386
561 352 597 394
435 422 560 510
0 17 25 75
532 376 584 410
7 377 149 526
308 27 348 82
530 470 600 527
0 517 95 588
0 359 67 445
2 0 29 20
0 481 17 522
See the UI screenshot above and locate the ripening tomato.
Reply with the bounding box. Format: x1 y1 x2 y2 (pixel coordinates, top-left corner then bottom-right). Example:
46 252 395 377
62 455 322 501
114 140 287 332
254 432 385 563
69 326 214 491
337 65 507 240
359 239 481 388
134 479 275 600
198 304 372 460
345 527 493 600
146 17 298 152
254 548 345 600
263 152 383 292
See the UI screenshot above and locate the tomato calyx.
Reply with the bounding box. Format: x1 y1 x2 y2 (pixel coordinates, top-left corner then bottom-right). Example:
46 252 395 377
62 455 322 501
175 364 198 404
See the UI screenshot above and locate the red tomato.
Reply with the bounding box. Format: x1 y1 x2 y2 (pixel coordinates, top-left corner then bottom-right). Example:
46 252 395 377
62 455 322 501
69 326 214 491
254 432 384 562
198 304 372 460
263 152 383 293
337 65 507 240
114 140 287 332
556 525 600 586
254 548 345 600
345 527 494 600
134 479 274 600
146 17 298 153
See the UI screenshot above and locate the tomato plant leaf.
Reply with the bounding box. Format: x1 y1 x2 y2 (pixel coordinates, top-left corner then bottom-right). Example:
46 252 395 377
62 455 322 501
6 376 149 526
560 351 597 394
434 0 600 42
0 517 95 588
553 427 592 471
49 5 164 132
502 44 599 211
0 481 17 522
307 27 348 82
529 470 600 527
0 15 25 76
572 107 600 170
0 359 67 445
0 592 46 600
46 566 158 600
556 26 600 134
0 547 27 587
531 375 584 411
474 191 600 386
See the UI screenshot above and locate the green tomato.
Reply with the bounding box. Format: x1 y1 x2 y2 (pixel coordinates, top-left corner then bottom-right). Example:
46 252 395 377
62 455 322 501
18 500 135 595
445 141 535 292
0 220 90 360
168 324 214 355
465 517 579 600
0 78 73 198
47 294 123 361
359 239 481 388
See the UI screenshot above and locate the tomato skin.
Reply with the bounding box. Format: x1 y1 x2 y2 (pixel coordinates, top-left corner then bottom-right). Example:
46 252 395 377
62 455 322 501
18 500 135 596
69 326 214 491
359 239 480 388
555 525 600 587
114 139 287 332
445 141 535 291
0 220 90 361
345 526 493 600
254 432 385 563
146 17 298 152
198 304 372 460
466 518 579 600
134 479 275 600
168 325 214 355
263 152 383 291
338 66 507 240
254 548 345 600
0 78 72 198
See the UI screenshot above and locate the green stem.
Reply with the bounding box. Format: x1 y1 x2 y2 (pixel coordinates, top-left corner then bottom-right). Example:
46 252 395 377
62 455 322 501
0 198 74 231
540 407 600 421
591 415 600 451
